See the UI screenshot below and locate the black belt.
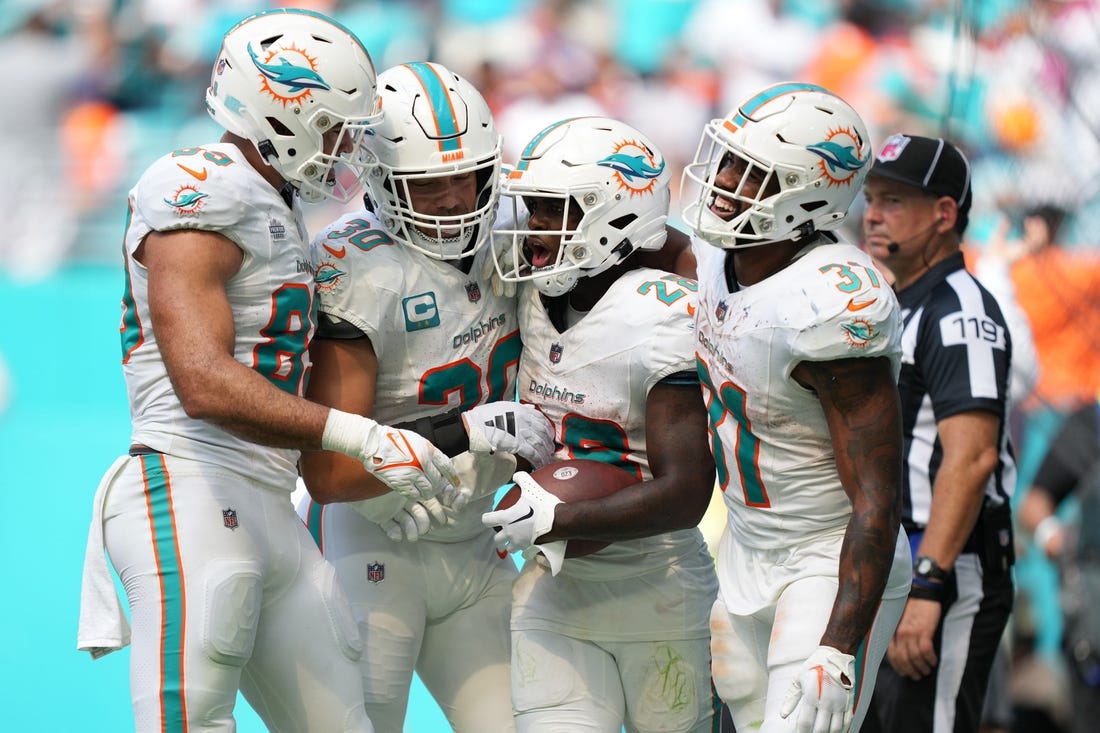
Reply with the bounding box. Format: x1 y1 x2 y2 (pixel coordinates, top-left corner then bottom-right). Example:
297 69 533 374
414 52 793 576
129 443 162 456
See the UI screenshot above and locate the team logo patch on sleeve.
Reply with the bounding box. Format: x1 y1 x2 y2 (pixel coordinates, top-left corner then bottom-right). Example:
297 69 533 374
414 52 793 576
314 262 346 293
842 318 878 348
367 562 385 584
222 507 239 530
165 184 209 215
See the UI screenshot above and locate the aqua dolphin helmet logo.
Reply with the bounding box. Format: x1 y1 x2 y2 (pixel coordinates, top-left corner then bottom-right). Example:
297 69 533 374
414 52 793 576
598 139 666 196
248 42 331 107
807 127 868 187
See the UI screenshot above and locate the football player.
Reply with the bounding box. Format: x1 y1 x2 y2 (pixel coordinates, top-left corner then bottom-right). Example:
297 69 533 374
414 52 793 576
482 116 720 733
76 9 465 732
680 82 913 733
296 62 554 733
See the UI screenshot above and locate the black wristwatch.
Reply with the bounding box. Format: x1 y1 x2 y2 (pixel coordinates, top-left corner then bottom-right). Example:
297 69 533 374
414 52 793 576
910 555 948 602
914 555 947 582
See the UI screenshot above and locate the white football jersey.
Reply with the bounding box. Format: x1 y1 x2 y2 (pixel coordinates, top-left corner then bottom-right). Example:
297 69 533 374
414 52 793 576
121 142 314 489
518 268 711 581
693 239 902 551
311 210 520 540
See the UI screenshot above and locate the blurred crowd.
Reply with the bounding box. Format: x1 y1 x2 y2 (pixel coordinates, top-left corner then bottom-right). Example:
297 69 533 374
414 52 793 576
5 0 1100 271
3 0 1100 730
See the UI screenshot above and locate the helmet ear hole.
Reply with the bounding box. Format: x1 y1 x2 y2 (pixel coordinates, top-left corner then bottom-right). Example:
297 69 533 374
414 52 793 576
608 213 637 230
265 117 294 137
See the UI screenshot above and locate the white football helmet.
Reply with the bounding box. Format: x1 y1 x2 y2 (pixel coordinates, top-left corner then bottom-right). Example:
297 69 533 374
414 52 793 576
205 9 382 203
494 116 670 297
681 82 871 249
363 62 502 260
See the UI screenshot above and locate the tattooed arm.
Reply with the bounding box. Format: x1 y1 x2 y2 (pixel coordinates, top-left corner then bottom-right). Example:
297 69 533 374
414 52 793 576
792 355 903 655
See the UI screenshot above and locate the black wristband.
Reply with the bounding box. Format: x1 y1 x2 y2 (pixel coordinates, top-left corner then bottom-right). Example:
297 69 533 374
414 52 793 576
909 577 946 602
393 408 470 458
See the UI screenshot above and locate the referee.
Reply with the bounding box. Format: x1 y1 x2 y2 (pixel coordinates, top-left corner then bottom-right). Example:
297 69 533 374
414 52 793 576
859 134 1016 733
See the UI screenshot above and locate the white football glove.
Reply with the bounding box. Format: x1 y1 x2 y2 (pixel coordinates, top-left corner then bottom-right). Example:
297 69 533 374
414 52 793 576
380 497 453 542
347 493 452 541
322 410 468 506
481 470 566 574
463 401 555 469
780 645 856 733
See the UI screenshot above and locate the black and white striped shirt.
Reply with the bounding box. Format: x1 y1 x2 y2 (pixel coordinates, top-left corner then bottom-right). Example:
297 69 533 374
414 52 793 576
896 252 1017 534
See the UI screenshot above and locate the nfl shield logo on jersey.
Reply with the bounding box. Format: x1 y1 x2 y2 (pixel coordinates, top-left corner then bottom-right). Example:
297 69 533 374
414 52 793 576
715 301 728 323
465 281 482 302
367 561 385 584
222 508 239 530
549 343 563 364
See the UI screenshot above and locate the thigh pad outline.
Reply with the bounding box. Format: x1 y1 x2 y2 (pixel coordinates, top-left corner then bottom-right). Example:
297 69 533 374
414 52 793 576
202 563 262 666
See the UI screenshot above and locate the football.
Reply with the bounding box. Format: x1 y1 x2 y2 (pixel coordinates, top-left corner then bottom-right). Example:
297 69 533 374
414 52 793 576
494 458 639 557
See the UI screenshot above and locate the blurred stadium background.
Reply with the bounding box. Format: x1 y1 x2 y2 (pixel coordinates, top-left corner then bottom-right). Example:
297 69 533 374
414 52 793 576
1 0 1098 730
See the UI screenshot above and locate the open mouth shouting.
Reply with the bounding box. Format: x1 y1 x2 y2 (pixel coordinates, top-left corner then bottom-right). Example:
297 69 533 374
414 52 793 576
524 236 556 269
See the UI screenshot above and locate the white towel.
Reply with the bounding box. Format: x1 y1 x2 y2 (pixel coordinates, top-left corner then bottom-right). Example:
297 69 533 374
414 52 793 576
77 456 131 659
